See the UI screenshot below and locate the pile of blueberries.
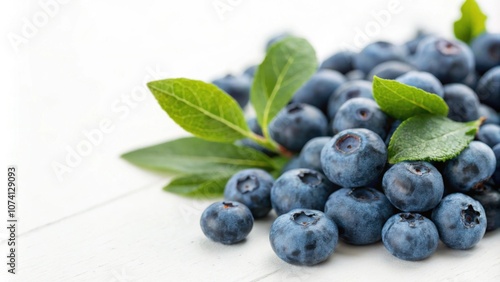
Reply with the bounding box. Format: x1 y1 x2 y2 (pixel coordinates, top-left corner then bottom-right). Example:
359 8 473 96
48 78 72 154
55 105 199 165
200 32 500 265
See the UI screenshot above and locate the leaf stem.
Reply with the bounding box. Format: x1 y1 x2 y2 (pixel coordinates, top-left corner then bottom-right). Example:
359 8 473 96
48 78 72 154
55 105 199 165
261 123 271 142
248 132 280 152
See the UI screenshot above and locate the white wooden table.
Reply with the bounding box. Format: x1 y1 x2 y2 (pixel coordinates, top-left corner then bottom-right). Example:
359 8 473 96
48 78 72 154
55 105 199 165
2 1 500 281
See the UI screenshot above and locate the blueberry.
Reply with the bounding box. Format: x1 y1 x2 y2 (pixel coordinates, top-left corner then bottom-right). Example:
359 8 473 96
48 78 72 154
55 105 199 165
354 41 406 74
493 143 500 185
396 71 444 97
332 97 389 139
471 32 500 74
324 187 395 245
478 104 500 125
327 80 373 120
271 168 336 216
212 74 251 108
382 161 444 212
200 201 253 245
477 124 500 148
269 103 328 152
293 70 346 113
298 137 331 173
321 128 387 187
476 66 500 111
404 30 432 55
224 169 274 218
367 60 415 81
469 183 500 231
319 50 356 74
413 37 474 84
443 141 496 192
382 213 439 261
269 209 338 265
443 83 480 122
238 118 277 157
431 193 487 250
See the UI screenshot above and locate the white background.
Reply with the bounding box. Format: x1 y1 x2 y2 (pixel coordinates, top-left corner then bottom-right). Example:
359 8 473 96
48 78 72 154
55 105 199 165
1 0 500 281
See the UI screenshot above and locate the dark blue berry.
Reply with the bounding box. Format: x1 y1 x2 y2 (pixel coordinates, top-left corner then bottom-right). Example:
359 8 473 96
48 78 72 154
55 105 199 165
324 187 395 245
321 128 387 188
269 209 338 265
200 201 253 245
432 193 487 250
271 168 336 216
413 37 474 84
471 32 500 74
443 141 496 192
382 161 444 212
269 103 328 152
476 66 500 111
224 169 274 218
298 137 331 173
443 83 480 122
382 213 439 261
332 97 388 139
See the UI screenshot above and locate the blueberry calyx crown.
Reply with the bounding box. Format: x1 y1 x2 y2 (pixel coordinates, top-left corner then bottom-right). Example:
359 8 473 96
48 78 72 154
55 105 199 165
237 175 259 193
222 202 237 209
461 204 481 227
335 134 361 154
292 211 320 226
436 39 460 56
348 188 379 202
356 108 372 120
407 163 430 176
298 170 322 186
399 213 424 228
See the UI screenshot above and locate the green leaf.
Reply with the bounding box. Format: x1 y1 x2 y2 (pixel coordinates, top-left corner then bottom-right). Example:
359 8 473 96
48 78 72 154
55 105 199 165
454 0 487 44
122 137 276 174
388 115 482 164
163 173 232 198
147 78 252 143
373 76 449 120
251 37 317 138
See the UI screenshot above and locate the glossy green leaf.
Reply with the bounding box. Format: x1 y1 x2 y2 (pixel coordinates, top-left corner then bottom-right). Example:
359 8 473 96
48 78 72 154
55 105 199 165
388 115 482 164
373 76 449 120
251 37 317 138
148 78 251 143
122 137 277 173
454 0 487 44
